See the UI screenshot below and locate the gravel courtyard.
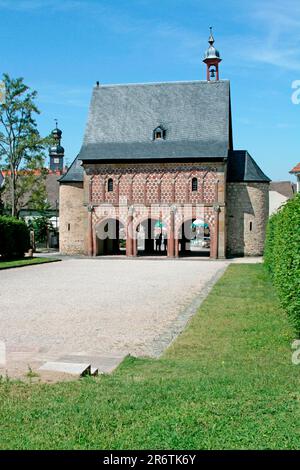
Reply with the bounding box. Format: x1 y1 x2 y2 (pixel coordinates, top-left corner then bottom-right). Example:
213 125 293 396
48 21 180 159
0 258 228 378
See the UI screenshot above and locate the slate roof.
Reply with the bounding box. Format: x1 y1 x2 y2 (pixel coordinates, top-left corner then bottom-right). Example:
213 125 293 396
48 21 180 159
269 181 296 199
60 80 269 185
45 173 60 207
58 155 84 183
0 171 61 209
78 80 232 162
227 150 270 183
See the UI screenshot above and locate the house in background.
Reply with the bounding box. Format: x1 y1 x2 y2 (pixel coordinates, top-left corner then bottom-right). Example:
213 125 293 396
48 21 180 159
0 126 67 247
269 181 296 216
290 163 300 193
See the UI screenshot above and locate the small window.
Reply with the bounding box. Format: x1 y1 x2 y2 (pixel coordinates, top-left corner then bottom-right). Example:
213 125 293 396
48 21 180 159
192 177 198 192
108 178 113 192
153 126 165 141
250 222 253 232
67 223 71 232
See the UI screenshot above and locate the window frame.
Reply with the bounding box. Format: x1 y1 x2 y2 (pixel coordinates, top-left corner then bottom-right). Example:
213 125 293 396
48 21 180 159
192 177 198 192
153 126 165 141
107 178 114 192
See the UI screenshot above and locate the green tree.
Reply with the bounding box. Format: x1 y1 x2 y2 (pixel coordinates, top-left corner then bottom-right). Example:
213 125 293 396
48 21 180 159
32 215 53 246
0 73 50 217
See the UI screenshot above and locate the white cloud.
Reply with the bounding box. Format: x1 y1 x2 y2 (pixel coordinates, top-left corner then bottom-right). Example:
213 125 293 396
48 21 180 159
33 83 91 108
239 0 300 71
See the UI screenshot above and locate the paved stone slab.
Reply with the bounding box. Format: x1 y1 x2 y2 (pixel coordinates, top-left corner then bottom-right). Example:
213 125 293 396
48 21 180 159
58 354 125 374
39 362 91 377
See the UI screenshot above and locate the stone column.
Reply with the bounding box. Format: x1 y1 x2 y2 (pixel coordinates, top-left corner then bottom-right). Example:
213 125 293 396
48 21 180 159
211 204 221 259
168 206 176 258
87 176 94 257
87 206 94 257
126 207 134 257
175 237 179 258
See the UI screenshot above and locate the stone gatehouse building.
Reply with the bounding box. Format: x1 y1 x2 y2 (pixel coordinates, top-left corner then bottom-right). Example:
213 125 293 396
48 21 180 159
59 31 270 258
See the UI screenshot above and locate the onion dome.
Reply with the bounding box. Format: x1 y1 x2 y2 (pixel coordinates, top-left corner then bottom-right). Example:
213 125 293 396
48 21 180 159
204 27 221 60
49 144 64 156
51 127 62 140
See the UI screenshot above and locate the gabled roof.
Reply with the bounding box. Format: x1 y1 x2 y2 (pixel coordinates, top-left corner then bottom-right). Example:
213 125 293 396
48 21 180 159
79 80 232 162
269 181 295 199
227 150 270 183
290 162 300 174
59 155 84 183
45 173 60 207
0 171 61 209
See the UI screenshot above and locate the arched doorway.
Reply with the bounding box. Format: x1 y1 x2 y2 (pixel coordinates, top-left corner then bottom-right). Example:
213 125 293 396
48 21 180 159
178 218 211 257
95 218 126 256
136 218 168 256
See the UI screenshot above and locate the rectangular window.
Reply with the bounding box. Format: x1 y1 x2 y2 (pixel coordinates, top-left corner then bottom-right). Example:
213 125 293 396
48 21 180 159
68 223 71 232
250 222 253 231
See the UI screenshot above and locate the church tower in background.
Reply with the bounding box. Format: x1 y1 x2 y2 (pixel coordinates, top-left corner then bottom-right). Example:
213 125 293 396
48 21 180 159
49 121 64 173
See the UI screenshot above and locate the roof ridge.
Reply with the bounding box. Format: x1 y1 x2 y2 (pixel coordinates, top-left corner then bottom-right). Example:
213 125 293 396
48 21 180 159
95 79 230 89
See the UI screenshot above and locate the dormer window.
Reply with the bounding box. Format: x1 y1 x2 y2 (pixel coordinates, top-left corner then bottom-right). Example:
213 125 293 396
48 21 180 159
108 178 113 192
153 126 165 141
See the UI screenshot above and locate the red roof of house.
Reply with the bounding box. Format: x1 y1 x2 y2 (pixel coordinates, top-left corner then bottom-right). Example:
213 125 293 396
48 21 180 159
290 163 300 173
1 169 63 176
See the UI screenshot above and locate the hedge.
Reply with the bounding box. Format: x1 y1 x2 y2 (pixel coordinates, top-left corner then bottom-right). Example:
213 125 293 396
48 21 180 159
264 193 300 334
0 216 30 259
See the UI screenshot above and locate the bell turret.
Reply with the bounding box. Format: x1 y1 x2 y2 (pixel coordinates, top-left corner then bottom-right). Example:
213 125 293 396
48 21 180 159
203 27 222 81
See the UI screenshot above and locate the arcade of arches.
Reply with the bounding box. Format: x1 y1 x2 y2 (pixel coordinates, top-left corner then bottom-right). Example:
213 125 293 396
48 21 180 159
86 162 225 258
94 215 215 258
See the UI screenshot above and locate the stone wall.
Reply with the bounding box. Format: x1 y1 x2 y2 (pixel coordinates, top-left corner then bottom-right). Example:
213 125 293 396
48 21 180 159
226 182 269 256
59 182 86 255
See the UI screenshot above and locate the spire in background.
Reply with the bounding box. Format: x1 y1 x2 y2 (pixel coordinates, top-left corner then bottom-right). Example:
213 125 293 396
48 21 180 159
49 120 64 173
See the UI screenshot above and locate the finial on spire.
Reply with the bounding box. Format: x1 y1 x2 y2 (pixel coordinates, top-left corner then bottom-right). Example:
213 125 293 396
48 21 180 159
54 118 58 129
208 27 214 45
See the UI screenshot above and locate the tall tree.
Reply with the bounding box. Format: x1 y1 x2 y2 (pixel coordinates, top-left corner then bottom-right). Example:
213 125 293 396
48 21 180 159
0 74 49 217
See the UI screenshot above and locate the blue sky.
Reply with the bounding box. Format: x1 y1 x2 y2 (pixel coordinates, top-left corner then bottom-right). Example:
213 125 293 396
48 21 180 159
0 0 299 181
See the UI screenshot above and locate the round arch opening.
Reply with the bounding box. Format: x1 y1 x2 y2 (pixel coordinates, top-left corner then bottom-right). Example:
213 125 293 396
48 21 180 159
136 218 168 256
95 218 126 256
178 218 211 257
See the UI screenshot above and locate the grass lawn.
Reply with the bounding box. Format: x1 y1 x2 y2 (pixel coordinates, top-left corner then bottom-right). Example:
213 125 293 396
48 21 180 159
0 264 299 449
0 257 60 270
